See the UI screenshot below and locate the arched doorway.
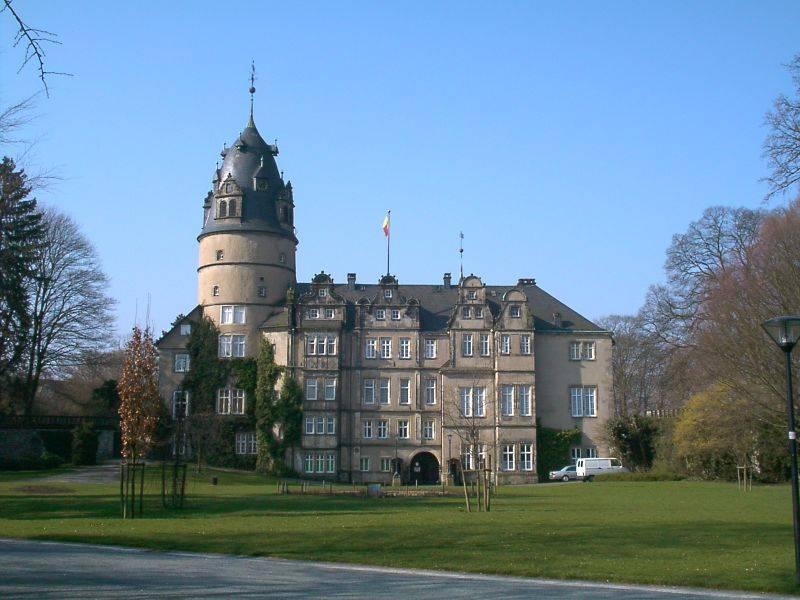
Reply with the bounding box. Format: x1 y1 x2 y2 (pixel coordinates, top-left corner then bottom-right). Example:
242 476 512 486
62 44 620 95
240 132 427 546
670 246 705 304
410 452 439 485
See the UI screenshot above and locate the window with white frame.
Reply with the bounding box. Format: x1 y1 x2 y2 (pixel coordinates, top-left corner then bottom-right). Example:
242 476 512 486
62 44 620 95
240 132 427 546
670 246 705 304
220 305 246 324
232 388 245 414
174 353 190 373
424 378 436 405
377 419 388 439
365 338 377 359
384 289 392 299
304 453 336 474
362 419 373 439
459 387 486 418
315 416 325 434
326 453 336 473
391 309 401 320
570 341 596 360
379 378 390 404
318 288 327 297
462 444 473 470
212 285 220 296
380 457 392 472
216 388 245 414
397 419 409 439
324 378 337 401
462 333 473 357
360 457 370 472
462 306 471 319
467 290 477 300
218 334 246 357
363 379 375 404
502 444 515 470
520 334 531 355
306 334 337 356
304 454 314 473
500 334 510 354
305 416 314 435
399 338 411 359
375 308 386 320
475 307 483 319
399 378 410 404
422 419 434 440
570 386 597 417
424 338 437 359
316 454 325 473
510 305 521 318
480 333 490 356
258 286 267 298
172 390 189 419
570 447 581 463
324 308 334 319
380 337 391 359
518 385 532 416
500 385 514 416
326 416 336 435
305 378 318 401
520 443 533 471
180 323 191 336
585 447 598 458
235 432 257 455
307 308 320 319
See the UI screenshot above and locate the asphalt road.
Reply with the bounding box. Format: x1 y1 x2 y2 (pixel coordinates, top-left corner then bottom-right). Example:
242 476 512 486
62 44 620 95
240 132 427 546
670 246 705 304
0 538 792 599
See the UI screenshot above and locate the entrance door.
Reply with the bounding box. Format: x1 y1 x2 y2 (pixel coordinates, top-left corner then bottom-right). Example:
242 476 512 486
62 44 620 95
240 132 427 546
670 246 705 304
411 452 440 485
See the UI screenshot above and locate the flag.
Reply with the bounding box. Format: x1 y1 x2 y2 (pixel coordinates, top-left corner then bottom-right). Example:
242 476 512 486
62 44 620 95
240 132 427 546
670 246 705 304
382 211 390 237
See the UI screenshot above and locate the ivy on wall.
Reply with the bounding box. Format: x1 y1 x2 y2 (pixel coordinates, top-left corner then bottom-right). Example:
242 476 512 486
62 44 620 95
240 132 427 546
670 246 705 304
536 420 582 481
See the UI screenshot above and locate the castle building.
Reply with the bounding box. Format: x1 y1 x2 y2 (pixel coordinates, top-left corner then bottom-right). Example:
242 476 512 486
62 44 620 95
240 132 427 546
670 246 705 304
157 94 612 485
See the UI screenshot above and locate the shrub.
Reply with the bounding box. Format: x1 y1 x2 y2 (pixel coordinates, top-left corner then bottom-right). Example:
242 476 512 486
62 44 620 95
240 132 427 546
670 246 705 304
39 430 73 462
595 468 686 482
71 421 98 466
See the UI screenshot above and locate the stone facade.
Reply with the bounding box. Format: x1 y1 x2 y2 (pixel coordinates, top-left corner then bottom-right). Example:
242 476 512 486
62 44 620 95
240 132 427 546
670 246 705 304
156 102 612 484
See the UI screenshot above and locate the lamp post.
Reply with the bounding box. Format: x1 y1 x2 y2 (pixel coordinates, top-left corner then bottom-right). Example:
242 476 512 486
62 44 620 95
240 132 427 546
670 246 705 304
447 433 453 485
762 315 800 585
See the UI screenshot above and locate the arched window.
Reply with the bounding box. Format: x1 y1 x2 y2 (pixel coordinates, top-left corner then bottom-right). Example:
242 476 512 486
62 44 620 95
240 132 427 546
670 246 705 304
217 200 228 219
228 198 237 216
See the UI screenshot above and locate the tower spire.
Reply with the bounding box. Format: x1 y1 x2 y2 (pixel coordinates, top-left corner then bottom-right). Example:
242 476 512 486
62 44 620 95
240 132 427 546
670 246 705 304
248 61 257 127
459 231 464 281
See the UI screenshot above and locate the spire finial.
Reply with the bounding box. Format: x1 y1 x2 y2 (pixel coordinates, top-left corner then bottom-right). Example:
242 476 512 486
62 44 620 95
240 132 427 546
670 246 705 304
459 231 464 280
248 61 257 127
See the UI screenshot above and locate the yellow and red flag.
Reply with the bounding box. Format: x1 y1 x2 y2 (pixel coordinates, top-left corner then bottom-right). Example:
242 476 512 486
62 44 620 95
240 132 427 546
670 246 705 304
382 211 390 237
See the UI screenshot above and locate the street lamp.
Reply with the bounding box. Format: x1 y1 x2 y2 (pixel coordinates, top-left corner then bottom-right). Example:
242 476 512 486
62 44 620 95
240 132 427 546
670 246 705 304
447 434 453 485
762 315 800 585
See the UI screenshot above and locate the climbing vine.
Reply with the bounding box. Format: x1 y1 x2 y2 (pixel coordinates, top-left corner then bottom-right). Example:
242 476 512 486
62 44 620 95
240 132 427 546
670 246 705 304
536 420 582 481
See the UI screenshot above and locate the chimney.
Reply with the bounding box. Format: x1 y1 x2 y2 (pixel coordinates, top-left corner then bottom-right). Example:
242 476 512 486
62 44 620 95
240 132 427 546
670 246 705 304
517 277 536 287
553 312 562 328
347 273 356 290
443 272 452 287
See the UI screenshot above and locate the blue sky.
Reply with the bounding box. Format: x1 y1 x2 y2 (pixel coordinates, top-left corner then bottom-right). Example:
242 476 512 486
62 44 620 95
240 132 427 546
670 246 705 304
2 1 798 338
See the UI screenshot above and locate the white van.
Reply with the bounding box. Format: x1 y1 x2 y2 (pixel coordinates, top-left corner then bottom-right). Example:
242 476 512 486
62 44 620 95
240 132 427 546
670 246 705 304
575 457 626 481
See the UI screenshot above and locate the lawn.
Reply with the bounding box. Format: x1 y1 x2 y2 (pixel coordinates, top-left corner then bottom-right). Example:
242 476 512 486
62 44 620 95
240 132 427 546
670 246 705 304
0 467 797 594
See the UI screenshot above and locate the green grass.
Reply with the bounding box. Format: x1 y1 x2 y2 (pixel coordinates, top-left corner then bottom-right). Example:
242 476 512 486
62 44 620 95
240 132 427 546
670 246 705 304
0 468 797 594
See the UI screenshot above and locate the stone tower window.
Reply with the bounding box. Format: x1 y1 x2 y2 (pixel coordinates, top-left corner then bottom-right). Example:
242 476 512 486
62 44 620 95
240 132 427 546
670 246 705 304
212 285 220 296
216 250 224 261
217 199 228 219
228 198 237 216
258 286 267 298
279 253 286 264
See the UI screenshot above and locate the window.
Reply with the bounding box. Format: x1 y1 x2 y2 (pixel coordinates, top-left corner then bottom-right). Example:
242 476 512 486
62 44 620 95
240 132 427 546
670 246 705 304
363 379 375 404
225 182 233 193
399 338 411 359
459 387 485 417
307 308 319 319
379 378 390 404
510 305 521 318
467 290 477 300
500 334 511 354
391 309 401 321
216 249 224 260
380 337 392 359
585 446 598 458
399 379 410 404
423 419 434 440
217 199 228 218
212 285 220 296
172 390 189 419
500 385 514 416
384 289 392 299
375 308 386 320
424 339 437 359
326 453 336 473
462 306 471 319
216 388 234 414
235 432 257 455
324 308 334 319
475 307 483 319
397 419 409 439
258 286 267 298
279 253 286 264
305 378 318 401
306 335 337 356
462 333 473 357
218 334 246 357
315 416 325 434
317 453 325 473
304 453 336 473
326 416 336 435
462 445 473 471
324 378 337 401
365 338 377 359
480 333 490 356
220 305 246 324
360 457 370 472
570 447 581 463
377 420 388 439
305 417 314 435
424 378 436 405
380 458 392 472
520 334 531 355
520 443 533 471
305 454 314 473
519 385 532 416
362 420 373 439
174 353 190 373
180 323 191 336
502 444 515 470
318 288 327 297
570 341 596 360
570 386 597 417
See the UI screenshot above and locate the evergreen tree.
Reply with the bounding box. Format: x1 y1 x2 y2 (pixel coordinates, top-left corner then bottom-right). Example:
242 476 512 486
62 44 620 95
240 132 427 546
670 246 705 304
0 156 44 409
277 375 304 471
254 338 281 473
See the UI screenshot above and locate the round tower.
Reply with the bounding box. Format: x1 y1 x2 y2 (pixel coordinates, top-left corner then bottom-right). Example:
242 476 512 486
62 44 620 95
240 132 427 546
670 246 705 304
197 87 297 356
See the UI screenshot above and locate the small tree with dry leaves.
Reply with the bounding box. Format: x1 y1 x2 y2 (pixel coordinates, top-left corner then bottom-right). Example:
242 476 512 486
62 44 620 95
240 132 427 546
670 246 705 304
118 326 161 463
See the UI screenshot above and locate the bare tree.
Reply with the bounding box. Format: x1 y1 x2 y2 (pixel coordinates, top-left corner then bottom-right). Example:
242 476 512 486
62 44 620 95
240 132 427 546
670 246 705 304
19 207 115 415
764 54 800 200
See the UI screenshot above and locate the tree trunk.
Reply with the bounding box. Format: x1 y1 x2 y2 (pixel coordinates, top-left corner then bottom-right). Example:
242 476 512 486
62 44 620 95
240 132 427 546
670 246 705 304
460 461 471 513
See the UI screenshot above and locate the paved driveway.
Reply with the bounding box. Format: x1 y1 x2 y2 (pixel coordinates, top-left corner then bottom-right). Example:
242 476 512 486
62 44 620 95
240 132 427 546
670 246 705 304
0 538 791 599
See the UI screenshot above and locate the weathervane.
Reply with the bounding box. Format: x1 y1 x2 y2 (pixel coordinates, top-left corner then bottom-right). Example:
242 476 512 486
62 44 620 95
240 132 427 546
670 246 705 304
249 61 257 117
459 231 464 280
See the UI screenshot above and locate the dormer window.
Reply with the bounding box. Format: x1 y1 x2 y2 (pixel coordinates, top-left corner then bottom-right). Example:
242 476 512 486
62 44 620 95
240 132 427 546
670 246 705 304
510 305 521 318
475 307 483 319
391 309 400 321
217 199 228 218
384 289 392 299
375 308 386 321
467 290 477 300
319 288 327 297
228 198 237 217
462 306 471 319
324 308 335 319
225 182 233 193
308 308 319 319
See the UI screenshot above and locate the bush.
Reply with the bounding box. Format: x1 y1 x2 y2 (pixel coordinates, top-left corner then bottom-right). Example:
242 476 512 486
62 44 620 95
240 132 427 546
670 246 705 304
39 430 73 462
40 451 64 469
71 422 98 466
